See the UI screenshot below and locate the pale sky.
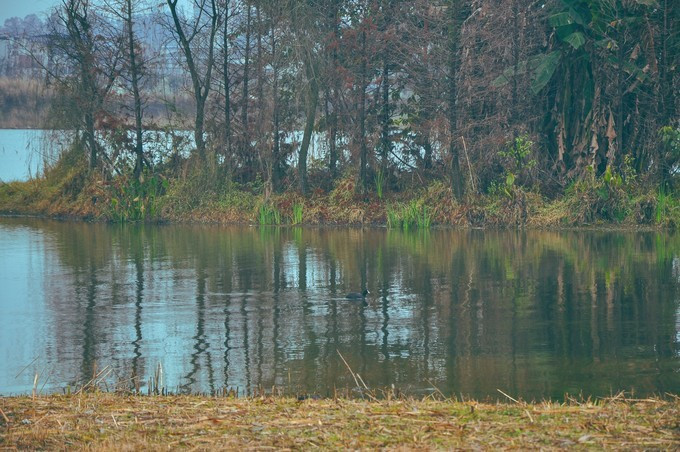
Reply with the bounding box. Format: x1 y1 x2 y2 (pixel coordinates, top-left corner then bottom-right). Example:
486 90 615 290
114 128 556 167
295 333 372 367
0 0 196 29
0 0 61 26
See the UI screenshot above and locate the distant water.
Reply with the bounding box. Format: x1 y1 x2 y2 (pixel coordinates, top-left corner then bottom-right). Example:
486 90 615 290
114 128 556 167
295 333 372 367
0 129 47 182
1 217 679 399
0 129 198 182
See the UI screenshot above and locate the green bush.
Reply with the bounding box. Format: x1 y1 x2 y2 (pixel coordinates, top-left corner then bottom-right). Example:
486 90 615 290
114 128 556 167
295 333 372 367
565 166 630 224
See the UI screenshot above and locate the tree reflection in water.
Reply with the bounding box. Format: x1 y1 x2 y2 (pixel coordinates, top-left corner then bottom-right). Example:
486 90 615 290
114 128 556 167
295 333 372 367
0 217 678 400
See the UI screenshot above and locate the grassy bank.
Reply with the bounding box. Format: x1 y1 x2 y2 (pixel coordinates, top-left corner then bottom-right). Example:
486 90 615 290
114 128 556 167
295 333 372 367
1 144 679 228
1 394 678 449
0 176 676 229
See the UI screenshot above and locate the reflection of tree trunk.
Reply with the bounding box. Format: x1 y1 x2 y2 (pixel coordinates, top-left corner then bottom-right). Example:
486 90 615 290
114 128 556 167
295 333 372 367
81 265 98 383
256 298 264 390
223 294 232 388
421 267 433 383
272 236 283 388
358 234 368 376
241 294 251 395
298 232 307 290
326 256 340 389
183 266 214 393
590 268 599 360
131 242 144 391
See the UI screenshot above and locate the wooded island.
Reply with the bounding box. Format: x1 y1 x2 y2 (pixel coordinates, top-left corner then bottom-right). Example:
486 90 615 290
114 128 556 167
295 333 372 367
0 0 678 226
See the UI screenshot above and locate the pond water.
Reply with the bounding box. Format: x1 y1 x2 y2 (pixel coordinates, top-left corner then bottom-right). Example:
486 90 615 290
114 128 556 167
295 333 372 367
1 217 679 400
0 128 195 182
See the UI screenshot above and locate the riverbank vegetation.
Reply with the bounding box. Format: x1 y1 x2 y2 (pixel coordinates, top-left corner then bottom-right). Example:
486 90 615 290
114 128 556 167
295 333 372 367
1 393 678 449
0 0 678 227
4 148 680 227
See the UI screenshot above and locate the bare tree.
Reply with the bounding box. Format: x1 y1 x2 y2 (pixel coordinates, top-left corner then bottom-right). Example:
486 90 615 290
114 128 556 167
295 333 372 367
166 0 220 161
103 0 151 181
446 0 467 200
49 0 123 169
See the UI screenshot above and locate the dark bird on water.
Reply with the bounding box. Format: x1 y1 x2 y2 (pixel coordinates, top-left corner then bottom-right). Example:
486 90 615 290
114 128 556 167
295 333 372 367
345 289 370 299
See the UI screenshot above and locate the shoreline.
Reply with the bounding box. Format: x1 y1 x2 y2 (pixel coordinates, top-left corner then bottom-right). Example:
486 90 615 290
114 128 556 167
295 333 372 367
0 158 675 229
1 393 678 449
0 211 668 233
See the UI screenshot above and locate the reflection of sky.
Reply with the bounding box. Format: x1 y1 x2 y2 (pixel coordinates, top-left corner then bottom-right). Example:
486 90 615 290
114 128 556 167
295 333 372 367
0 0 200 27
0 224 49 393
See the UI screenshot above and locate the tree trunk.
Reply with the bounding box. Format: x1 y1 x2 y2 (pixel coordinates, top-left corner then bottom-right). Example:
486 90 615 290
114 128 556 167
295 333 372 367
166 0 218 162
615 0 624 169
448 0 465 200
358 29 369 195
381 56 390 176
299 55 319 196
380 0 391 177
85 111 98 169
328 0 340 179
223 0 231 169
661 0 675 122
125 0 145 181
256 3 269 195
272 16 281 191
195 97 206 160
242 2 251 161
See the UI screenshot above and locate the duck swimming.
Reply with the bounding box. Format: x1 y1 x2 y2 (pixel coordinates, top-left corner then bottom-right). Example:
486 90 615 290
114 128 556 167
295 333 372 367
345 289 370 299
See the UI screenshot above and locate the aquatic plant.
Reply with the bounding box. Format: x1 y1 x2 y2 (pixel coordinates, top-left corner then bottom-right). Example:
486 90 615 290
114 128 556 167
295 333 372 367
291 202 304 225
109 174 167 223
257 203 281 225
386 200 432 230
374 169 385 200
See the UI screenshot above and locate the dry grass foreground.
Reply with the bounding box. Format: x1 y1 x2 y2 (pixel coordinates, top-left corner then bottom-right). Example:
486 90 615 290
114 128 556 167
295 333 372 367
0 394 679 450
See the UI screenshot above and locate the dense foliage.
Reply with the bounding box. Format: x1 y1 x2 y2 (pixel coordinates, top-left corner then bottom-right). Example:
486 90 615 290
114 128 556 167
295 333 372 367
0 0 678 223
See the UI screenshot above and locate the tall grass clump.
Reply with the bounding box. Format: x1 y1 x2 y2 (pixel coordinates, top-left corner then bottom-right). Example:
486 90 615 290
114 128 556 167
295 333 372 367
375 169 385 200
386 200 432 230
257 202 281 225
109 174 167 223
386 204 400 229
656 187 669 224
291 202 303 225
653 186 680 226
